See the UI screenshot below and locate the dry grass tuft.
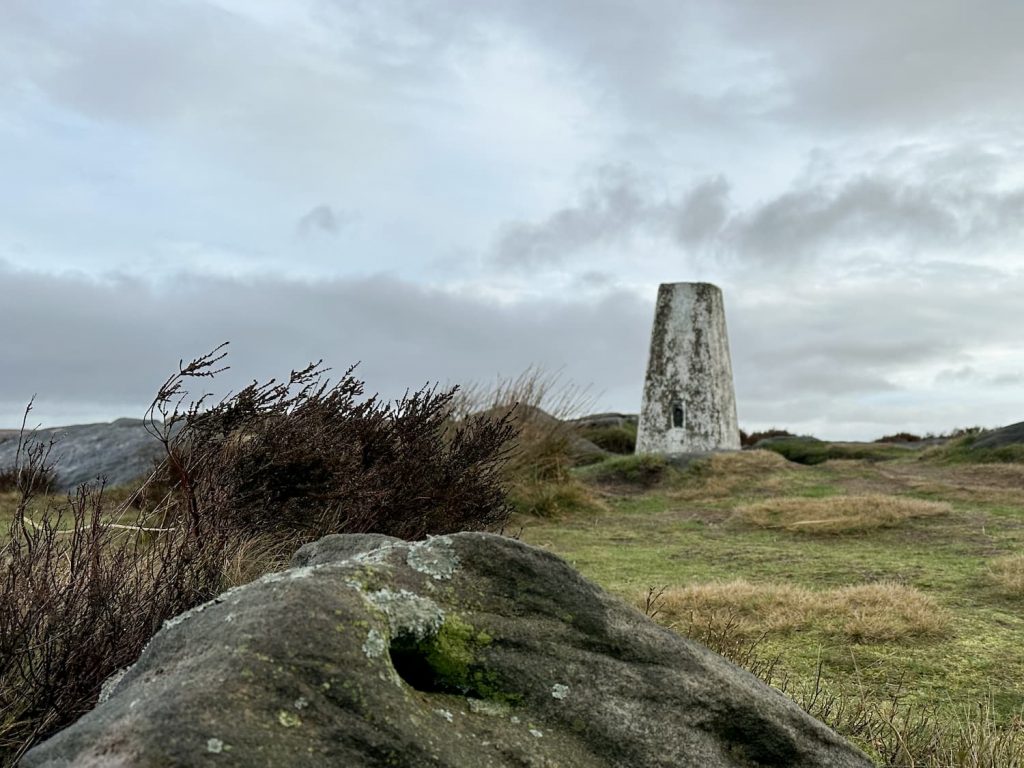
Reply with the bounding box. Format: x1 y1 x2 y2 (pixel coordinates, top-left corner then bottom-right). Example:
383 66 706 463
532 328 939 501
734 493 951 534
221 534 294 588
451 366 600 483
826 582 949 642
643 578 950 644
508 475 608 519
654 579 819 636
988 554 1024 598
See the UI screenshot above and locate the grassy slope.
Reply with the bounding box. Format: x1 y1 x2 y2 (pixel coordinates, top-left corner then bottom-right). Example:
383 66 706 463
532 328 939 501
518 451 1024 735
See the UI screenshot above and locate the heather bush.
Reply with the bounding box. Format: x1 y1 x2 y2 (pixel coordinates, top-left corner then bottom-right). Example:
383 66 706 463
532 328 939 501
0 435 229 764
0 347 520 762
151 347 518 541
874 432 924 443
740 427 796 448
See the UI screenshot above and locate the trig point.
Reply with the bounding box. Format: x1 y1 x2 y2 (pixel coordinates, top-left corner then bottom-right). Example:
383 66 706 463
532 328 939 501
636 282 740 455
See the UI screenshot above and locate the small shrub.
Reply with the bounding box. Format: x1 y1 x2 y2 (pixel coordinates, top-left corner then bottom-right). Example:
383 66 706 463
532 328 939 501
578 424 636 454
0 416 58 495
0 465 57 495
874 432 923 444
578 454 670 488
0 436 229 764
152 347 519 542
507 476 606 518
740 428 795 448
734 494 951 534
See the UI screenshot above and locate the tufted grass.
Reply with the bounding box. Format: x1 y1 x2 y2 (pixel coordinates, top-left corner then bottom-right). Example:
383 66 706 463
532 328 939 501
645 579 950 644
733 494 952 534
519 445 1024 766
988 554 1024 599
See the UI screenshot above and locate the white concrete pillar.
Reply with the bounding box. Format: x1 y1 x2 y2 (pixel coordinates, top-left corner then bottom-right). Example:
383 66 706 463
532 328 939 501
636 282 740 454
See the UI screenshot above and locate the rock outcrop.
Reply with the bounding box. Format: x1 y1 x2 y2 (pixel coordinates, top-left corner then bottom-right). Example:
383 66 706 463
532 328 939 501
0 419 168 490
971 420 1024 450
24 533 872 767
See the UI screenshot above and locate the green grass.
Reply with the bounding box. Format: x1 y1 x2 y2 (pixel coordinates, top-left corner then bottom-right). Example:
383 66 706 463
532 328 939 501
574 453 675 488
518 450 1024 763
923 435 1024 464
575 422 636 454
760 437 919 465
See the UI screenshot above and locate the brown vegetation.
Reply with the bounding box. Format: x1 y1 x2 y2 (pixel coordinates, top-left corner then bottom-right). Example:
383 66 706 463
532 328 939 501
672 449 794 500
642 578 950 645
988 554 1024 598
0 346 521 762
734 493 951 534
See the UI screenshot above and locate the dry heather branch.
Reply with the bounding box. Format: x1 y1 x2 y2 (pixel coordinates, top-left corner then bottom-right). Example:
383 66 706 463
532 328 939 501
144 345 519 542
0 346 522 762
0 422 230 764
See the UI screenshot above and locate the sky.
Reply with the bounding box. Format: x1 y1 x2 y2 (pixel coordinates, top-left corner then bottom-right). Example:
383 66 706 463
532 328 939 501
1 0 1023 438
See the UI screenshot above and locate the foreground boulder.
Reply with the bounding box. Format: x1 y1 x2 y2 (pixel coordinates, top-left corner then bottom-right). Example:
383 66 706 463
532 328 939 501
24 533 871 767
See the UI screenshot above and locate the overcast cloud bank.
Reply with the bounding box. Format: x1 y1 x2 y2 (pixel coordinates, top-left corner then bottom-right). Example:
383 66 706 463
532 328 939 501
1 1 1022 438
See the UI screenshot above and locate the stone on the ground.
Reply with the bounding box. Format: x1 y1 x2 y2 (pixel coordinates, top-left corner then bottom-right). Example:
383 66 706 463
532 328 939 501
0 418 168 490
971 421 1024 450
24 533 872 768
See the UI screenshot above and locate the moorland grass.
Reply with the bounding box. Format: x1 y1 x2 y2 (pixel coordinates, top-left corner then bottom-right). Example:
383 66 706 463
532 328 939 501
519 447 1024 765
761 438 919 466
644 579 949 644
988 554 1024 599
923 434 1024 465
734 494 952 534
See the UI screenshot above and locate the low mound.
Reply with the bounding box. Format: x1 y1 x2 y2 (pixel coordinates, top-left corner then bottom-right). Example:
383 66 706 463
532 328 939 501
972 421 1024 450
734 494 951 534
672 450 794 500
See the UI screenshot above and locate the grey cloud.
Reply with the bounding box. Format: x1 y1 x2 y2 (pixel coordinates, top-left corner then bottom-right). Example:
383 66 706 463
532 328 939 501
494 175 652 267
673 177 730 247
0 266 650 428
990 373 1024 387
3 263 1022 440
935 366 978 385
495 149 1024 270
728 2 1024 129
297 205 349 237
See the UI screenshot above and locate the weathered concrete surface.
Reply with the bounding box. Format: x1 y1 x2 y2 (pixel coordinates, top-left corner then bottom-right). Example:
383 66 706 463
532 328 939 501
0 419 169 490
636 283 740 454
24 533 871 768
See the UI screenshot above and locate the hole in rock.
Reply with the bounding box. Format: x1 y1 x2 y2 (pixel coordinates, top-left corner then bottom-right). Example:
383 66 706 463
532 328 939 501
389 632 470 696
